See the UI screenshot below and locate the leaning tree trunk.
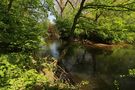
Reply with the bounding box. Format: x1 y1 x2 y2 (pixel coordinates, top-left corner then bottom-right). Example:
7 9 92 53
7 0 14 12
70 0 86 39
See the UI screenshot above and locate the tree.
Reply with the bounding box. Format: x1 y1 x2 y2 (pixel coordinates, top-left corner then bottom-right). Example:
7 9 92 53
55 0 74 17
71 0 135 33
70 0 86 37
55 0 135 43
0 0 48 51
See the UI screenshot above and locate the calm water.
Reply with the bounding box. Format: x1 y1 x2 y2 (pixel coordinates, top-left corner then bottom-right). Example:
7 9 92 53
41 40 135 90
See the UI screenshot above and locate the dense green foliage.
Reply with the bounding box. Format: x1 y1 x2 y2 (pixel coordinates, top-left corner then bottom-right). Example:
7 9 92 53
78 8 135 43
55 3 77 39
0 0 78 90
0 53 79 90
0 53 48 90
55 0 135 43
0 0 48 50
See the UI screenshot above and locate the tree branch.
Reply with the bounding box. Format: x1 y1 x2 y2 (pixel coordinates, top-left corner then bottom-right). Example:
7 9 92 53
55 0 63 13
83 4 135 11
55 0 74 17
7 0 14 12
94 11 103 22
67 0 75 9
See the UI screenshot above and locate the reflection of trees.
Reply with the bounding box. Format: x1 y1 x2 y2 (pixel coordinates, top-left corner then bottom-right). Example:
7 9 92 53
57 42 135 89
92 53 96 75
56 41 76 84
75 49 97 75
74 47 113 75
97 48 135 75
56 41 115 83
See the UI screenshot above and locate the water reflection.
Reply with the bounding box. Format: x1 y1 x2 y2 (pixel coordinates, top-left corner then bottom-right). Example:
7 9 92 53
41 40 135 90
49 41 60 58
38 40 60 58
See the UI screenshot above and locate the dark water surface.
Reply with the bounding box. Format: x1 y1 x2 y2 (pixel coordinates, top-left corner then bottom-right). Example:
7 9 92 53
40 40 135 90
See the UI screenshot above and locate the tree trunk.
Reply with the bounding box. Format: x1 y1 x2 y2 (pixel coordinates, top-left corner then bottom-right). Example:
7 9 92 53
70 0 86 38
7 0 14 12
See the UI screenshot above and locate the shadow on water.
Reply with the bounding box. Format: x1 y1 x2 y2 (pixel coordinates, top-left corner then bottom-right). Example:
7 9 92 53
39 40 135 90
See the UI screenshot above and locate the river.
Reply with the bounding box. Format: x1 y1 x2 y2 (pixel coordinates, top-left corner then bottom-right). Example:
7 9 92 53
39 40 135 90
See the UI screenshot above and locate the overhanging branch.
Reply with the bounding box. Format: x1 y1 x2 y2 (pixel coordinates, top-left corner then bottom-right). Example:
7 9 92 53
83 4 135 11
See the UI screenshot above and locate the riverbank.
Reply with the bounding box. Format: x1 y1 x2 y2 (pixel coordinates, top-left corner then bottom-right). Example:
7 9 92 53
71 38 132 50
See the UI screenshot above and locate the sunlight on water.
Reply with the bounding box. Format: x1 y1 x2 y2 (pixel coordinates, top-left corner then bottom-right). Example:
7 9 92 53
49 41 59 58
